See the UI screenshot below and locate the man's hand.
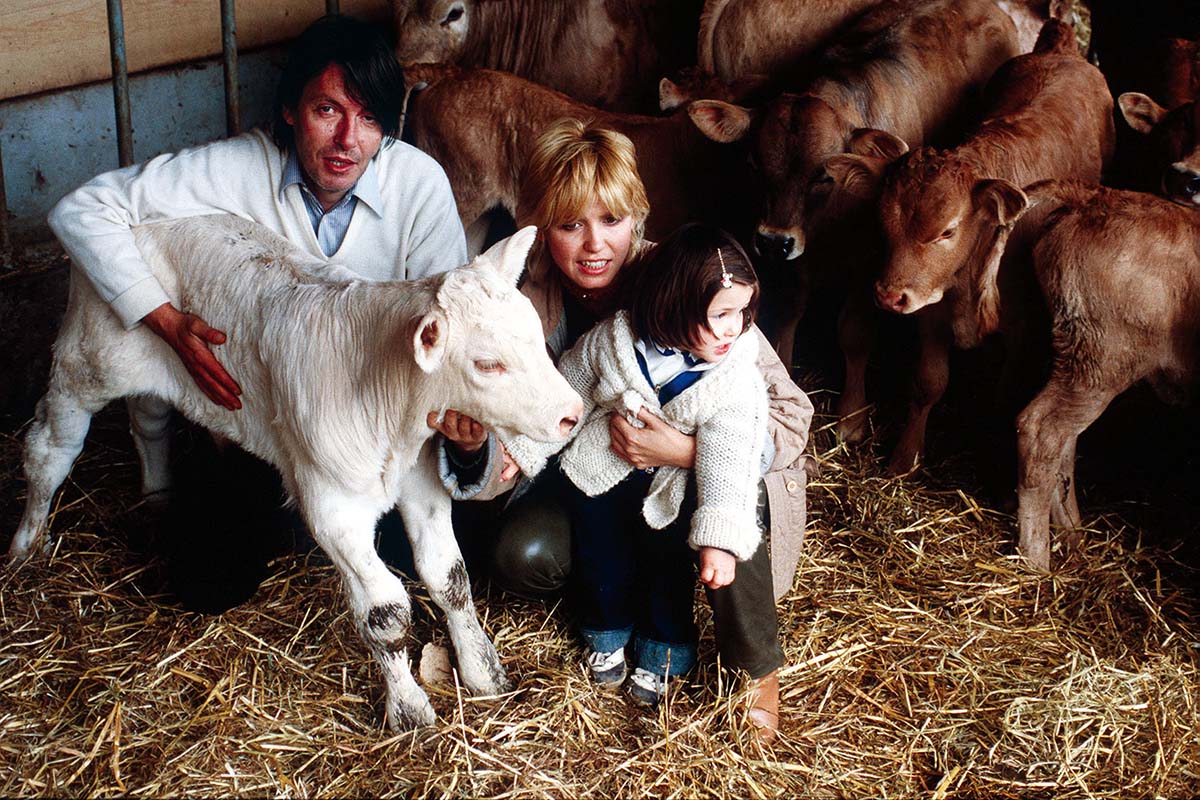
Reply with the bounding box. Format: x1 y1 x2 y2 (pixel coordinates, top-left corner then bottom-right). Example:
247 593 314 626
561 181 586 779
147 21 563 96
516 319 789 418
427 409 488 455
142 302 242 410
608 406 696 470
698 547 736 589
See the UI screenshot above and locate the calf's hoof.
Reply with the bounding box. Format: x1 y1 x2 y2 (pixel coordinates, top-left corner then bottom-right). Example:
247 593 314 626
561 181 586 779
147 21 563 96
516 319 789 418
386 694 439 731
835 414 867 445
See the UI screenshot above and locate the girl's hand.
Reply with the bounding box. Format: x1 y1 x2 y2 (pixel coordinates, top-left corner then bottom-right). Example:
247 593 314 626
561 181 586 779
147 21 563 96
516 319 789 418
698 547 736 589
427 409 487 454
499 445 520 482
608 407 696 470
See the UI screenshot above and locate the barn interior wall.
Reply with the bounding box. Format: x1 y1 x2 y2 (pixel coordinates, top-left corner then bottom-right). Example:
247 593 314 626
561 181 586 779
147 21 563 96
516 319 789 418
1 48 285 245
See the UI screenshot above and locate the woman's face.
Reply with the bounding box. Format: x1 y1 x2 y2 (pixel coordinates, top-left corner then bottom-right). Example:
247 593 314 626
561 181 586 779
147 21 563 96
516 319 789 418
545 197 634 293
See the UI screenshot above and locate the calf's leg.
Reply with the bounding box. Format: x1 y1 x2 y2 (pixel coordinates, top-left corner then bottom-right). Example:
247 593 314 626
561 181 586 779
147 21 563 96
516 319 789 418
9 388 100 564
835 291 876 444
128 395 173 499
396 443 511 696
1016 378 1114 571
889 314 950 475
300 487 436 729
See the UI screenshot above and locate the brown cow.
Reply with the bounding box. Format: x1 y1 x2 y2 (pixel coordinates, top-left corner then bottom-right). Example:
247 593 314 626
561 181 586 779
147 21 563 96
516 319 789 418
1118 93 1200 209
1014 180 1200 571
391 0 701 113
697 0 879 86
692 0 1068 96
686 0 1021 368
402 64 751 253
868 20 1114 474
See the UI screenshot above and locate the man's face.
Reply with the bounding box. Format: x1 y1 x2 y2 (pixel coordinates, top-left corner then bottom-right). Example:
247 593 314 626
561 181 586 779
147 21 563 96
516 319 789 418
282 63 384 211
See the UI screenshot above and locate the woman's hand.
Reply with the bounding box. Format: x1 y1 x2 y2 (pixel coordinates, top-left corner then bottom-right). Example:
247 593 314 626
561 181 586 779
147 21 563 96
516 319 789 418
698 547 736 589
427 409 487 454
608 407 696 470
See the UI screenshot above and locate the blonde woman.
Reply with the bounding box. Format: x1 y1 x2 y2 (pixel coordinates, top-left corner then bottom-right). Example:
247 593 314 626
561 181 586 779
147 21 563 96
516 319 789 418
431 119 813 742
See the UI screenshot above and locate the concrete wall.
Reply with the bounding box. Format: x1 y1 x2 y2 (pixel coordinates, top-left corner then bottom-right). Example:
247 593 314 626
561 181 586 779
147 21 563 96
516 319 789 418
1 48 285 244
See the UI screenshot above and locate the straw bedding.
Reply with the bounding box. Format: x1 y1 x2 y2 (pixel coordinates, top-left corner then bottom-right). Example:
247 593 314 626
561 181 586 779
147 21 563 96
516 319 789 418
1 253 1198 799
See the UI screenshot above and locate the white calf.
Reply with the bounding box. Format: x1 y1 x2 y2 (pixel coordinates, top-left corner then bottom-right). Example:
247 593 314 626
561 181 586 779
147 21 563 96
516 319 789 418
8 216 582 730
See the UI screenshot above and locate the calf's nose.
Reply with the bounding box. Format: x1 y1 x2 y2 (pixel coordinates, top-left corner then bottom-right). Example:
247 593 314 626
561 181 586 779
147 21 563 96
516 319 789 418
875 283 911 314
753 231 798 261
559 415 580 437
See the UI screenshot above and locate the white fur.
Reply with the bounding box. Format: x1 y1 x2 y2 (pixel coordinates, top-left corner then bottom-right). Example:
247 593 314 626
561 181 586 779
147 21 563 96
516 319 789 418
9 215 581 730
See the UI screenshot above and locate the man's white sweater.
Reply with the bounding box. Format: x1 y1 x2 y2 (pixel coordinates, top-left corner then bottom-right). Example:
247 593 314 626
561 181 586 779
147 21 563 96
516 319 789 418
48 128 467 328
506 311 769 561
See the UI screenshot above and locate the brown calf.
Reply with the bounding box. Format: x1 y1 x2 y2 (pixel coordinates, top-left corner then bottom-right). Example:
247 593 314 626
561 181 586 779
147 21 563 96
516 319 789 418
392 0 701 113
868 20 1114 473
403 64 751 252
1014 181 1200 571
685 0 1019 369
1118 92 1200 209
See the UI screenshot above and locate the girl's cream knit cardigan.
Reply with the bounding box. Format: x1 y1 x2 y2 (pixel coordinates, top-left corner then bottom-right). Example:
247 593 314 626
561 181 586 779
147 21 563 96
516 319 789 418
505 310 768 560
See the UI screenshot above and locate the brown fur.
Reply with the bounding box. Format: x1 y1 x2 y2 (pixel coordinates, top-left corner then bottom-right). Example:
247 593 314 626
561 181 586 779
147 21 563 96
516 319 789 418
1014 180 1200 570
403 64 753 248
697 0 879 83
869 19 1114 474
392 0 701 113
1118 93 1200 208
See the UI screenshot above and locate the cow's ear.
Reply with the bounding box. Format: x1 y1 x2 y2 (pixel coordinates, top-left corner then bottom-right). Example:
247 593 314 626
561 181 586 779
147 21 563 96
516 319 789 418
473 225 537 285
825 154 885 193
413 309 448 373
847 128 908 162
688 100 754 143
974 179 1028 226
1118 92 1169 135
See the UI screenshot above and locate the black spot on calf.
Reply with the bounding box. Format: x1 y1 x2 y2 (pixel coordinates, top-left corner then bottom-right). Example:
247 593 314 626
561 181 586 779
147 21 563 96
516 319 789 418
368 601 411 633
444 560 471 610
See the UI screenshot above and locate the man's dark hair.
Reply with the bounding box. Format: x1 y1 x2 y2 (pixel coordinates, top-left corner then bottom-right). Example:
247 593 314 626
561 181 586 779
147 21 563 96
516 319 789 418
629 223 759 353
272 14 406 150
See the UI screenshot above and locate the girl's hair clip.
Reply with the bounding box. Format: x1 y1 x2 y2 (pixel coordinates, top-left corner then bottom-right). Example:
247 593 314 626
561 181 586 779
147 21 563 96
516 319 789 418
717 247 733 289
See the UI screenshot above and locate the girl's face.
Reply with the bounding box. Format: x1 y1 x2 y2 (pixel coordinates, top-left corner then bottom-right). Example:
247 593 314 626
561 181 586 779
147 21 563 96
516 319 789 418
691 282 755 363
545 197 634 293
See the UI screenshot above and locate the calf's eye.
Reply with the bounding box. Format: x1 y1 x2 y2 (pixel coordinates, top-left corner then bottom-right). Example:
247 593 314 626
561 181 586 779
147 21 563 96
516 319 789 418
474 359 505 374
444 5 464 24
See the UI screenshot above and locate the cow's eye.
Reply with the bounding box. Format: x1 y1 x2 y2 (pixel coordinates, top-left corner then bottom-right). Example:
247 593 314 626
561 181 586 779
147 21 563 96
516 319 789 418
443 5 464 24
474 359 505 374
939 226 957 240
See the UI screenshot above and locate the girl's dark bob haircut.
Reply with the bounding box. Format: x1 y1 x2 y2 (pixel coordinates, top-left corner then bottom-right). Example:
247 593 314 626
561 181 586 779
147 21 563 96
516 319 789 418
273 15 406 151
629 223 759 352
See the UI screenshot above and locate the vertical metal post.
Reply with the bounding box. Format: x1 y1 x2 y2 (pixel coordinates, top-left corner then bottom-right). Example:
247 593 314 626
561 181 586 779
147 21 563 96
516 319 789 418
106 0 135 166
0 137 12 269
221 0 241 137
326 0 340 15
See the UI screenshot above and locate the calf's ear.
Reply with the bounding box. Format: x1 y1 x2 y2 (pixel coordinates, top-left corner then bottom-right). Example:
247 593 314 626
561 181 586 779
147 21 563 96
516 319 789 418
972 179 1027 336
473 225 537 285
413 309 449 373
659 77 689 111
825 154 885 194
974 179 1028 226
688 100 754 143
1117 92 1169 135
847 129 908 163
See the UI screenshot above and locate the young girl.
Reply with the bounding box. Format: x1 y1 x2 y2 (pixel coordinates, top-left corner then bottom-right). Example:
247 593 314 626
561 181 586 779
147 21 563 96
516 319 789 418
505 223 779 707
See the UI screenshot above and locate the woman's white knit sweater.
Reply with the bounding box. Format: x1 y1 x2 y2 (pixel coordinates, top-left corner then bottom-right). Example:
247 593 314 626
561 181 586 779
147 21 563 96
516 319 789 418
505 310 769 561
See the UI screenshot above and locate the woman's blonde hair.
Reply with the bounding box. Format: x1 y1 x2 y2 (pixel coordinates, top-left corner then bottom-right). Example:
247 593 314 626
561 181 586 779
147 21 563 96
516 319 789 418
517 118 650 283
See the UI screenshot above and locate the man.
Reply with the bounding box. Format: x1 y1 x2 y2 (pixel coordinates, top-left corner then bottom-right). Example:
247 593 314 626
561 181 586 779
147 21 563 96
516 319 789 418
50 14 467 404
48 15 467 609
